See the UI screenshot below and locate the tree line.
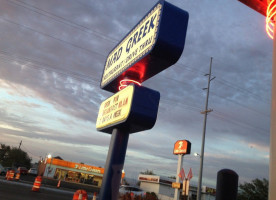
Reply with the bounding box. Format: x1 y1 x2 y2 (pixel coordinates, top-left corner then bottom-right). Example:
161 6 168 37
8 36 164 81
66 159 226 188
0 143 32 169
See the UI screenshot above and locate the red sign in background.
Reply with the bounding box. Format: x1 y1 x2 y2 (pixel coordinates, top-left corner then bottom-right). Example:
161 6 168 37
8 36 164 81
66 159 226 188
173 140 191 155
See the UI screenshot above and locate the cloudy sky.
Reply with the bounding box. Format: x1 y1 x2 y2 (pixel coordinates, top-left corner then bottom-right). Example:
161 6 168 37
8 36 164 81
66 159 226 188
0 0 273 188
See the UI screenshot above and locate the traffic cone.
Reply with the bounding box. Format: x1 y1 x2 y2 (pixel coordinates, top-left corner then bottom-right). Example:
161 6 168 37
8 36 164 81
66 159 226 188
15 172 20 181
57 180 61 188
5 170 9 180
130 192 134 200
32 176 42 192
7 170 15 181
73 190 87 200
92 192 97 200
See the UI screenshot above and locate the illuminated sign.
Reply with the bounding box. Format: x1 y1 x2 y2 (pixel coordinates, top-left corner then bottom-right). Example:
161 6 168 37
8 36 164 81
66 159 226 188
100 0 189 93
173 140 191 155
138 176 159 183
96 85 134 130
172 182 181 189
74 164 102 174
96 84 160 134
138 174 173 186
47 158 105 174
101 4 161 89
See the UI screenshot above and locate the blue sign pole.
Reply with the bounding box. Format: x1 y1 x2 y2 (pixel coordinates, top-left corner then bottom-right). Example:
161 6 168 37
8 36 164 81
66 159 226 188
99 128 129 200
97 0 189 198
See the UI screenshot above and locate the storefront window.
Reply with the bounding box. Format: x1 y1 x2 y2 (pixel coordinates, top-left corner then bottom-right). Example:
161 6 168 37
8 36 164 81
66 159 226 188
54 168 68 180
53 168 100 186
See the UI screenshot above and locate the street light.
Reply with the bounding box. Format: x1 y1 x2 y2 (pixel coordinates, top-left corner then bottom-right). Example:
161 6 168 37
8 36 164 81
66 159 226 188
194 153 201 157
46 154 52 180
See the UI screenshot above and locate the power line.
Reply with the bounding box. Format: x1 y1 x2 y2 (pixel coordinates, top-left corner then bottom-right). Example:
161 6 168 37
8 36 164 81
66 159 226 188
0 9 270 138
211 110 269 134
0 17 107 58
0 56 270 146
0 50 100 84
0 50 268 124
152 65 270 121
5 0 119 43
210 91 270 118
1 2 269 106
0 48 270 137
0 50 269 137
174 62 270 104
4 0 270 106
215 78 270 103
160 98 202 114
21 144 41 159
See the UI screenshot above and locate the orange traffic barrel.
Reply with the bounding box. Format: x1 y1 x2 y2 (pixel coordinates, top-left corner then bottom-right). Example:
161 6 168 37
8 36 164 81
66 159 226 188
15 172 20 181
32 176 42 192
5 170 10 180
57 180 61 188
130 192 134 200
92 192 97 200
72 189 88 200
7 170 15 181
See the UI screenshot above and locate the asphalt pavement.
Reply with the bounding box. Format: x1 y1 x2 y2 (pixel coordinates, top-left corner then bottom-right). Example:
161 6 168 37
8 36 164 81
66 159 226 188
0 177 96 200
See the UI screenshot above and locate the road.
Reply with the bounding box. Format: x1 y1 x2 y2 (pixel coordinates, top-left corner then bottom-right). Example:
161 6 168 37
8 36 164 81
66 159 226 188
0 178 95 200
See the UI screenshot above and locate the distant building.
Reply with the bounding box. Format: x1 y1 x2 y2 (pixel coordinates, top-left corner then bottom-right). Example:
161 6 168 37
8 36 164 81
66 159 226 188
138 174 215 200
38 157 124 187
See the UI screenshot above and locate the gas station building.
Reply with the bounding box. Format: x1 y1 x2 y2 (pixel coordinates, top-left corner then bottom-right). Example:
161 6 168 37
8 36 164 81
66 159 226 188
38 157 124 187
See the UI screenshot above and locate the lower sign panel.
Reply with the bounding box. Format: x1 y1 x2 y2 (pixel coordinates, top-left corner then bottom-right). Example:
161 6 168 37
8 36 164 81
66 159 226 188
96 84 160 134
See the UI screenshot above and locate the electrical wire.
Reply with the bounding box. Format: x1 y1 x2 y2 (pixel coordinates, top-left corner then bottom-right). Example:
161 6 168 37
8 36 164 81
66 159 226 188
1 53 269 138
0 1 271 140
5 0 119 43
1 1 269 105
21 144 41 159
0 50 100 84
0 49 270 139
210 91 270 118
0 16 106 58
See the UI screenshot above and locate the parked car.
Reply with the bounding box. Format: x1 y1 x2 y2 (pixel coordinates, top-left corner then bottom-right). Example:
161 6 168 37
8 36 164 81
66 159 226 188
4 167 17 173
17 167 28 175
5 167 16 171
119 185 146 197
3 167 17 178
28 168 37 175
0 169 6 175
0 165 6 176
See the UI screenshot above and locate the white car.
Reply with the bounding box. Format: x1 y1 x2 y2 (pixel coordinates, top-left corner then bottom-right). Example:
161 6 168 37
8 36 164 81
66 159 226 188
119 185 146 197
28 168 37 175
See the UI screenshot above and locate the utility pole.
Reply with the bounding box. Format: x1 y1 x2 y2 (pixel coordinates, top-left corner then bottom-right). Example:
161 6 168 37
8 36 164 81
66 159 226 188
197 57 215 200
19 140 22 149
